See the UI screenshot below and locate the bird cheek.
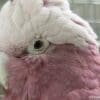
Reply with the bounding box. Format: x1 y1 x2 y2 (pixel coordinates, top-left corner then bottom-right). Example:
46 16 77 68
21 54 48 66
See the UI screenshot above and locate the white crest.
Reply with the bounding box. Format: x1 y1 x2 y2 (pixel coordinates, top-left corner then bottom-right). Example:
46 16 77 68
0 0 98 53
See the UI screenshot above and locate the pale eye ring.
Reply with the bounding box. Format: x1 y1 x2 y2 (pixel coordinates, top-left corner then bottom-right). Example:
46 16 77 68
27 39 50 55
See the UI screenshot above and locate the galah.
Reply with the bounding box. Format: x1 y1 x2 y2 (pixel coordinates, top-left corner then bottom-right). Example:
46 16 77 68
0 0 99 100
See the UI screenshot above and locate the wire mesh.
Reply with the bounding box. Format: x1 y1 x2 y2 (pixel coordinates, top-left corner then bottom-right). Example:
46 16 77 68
69 0 100 37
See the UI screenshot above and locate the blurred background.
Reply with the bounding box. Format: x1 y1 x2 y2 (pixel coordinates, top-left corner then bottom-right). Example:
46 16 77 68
70 0 100 38
0 0 100 37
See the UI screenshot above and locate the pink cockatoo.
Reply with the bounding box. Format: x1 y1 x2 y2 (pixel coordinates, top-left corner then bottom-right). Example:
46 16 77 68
0 0 99 100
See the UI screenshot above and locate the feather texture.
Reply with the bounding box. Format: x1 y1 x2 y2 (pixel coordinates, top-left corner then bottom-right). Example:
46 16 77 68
0 0 98 54
0 0 99 99
3 44 100 100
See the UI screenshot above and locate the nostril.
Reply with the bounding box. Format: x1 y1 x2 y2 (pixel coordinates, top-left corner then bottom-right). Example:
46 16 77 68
34 40 43 50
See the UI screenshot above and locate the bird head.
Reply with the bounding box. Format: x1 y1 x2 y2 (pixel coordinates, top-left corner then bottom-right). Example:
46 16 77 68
0 0 98 56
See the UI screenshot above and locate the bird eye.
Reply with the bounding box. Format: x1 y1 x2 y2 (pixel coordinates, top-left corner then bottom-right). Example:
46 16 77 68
34 40 44 50
27 39 50 55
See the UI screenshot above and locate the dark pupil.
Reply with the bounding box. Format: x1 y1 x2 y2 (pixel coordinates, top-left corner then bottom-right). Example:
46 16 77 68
34 40 43 49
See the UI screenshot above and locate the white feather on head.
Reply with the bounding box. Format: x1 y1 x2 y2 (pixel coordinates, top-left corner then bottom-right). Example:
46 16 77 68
0 0 98 54
0 0 99 89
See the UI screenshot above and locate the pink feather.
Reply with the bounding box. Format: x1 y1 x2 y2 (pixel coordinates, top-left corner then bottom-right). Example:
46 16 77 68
3 44 100 100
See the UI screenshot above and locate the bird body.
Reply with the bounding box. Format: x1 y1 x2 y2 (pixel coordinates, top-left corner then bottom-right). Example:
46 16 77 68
3 44 100 100
0 0 99 100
